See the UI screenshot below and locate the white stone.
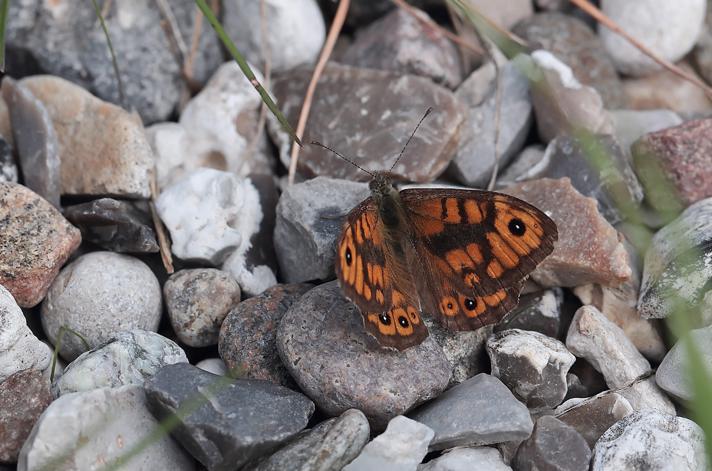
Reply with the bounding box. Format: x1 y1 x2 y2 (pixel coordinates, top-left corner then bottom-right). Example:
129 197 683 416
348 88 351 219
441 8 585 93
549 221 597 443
617 377 675 416
196 358 228 376
222 247 277 297
0 285 52 383
17 385 195 471
53 330 187 397
419 447 512 471
657 326 712 402
156 168 262 265
344 416 434 471
599 0 707 77
609 109 682 153
532 50 582 89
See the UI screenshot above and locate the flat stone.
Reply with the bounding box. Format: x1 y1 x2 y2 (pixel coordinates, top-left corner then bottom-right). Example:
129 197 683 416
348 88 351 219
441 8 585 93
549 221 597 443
144 363 314 471
274 177 369 283
609 109 683 153
63 198 159 253
277 281 450 430
254 409 370 471
17 385 195 471
41 251 162 361
53 330 187 397
0 136 16 183
268 63 464 183
343 416 433 471
503 178 632 287
555 391 634 448
487 329 575 409
495 288 563 339
656 326 712 402
0 182 81 307
591 411 707 471
21 75 154 198
410 374 533 451
513 416 592 471
219 283 311 385
164 269 241 347
420 446 512 471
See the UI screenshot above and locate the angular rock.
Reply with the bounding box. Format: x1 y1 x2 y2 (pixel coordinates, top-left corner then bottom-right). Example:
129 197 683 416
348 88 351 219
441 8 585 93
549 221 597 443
2 77 60 207
495 288 563 339
274 177 369 283
497 145 547 188
144 363 314 471
63 198 159 253
420 446 512 471
18 385 195 471
410 374 533 451
21 75 154 198
164 269 241 347
487 329 575 409
341 8 463 88
656 326 712 402
53 330 187 397
268 63 464 183
277 282 450 429
254 409 370 471
0 182 81 307
503 178 632 287
343 416 433 471
609 109 682 153
0 136 16 183
449 61 532 187
513 416 592 471
591 411 707 471
41 251 162 361
555 391 634 448
195 358 228 376
219 283 311 385
616 377 675 415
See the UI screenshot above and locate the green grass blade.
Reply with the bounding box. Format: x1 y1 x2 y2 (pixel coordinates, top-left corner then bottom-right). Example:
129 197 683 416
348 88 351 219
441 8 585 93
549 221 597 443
89 0 126 108
0 0 9 72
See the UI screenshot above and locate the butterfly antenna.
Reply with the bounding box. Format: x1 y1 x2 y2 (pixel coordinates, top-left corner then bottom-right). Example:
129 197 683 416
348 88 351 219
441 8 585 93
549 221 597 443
311 141 375 178
389 107 433 172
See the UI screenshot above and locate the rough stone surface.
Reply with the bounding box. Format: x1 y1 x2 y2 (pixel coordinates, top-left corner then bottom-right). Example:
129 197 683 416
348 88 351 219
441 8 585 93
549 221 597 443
0 182 81 307
17 385 195 471
513 416 592 471
420 446 512 471
164 269 241 347
495 288 563 339
410 374 533 451
144 363 314 471
609 109 682 153
555 391 634 448
277 282 450 430
41 251 162 361
657 326 712 402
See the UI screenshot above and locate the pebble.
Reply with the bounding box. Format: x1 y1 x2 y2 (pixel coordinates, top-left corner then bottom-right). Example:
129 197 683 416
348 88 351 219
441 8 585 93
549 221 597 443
503 178 632 287
495 288 563 339
497 145 547 188
274 177 369 283
63 198 159 253
53 330 187 397
632 119 712 213
195 358 228 376
513 416 592 471
555 391 634 448
467 0 533 29
609 109 682 153
598 0 706 76
21 75 154 198
410 374 533 451
156 168 262 265
591 411 707 471
616 377 676 415
449 61 533 187
0 182 81 307
656 326 712 402
694 8 712 85
566 305 651 389
420 447 512 471
277 281 450 429
144 363 314 471
7 0 222 123
343 416 433 471
268 63 465 183
219 283 311 385
223 0 325 73
41 251 162 361
513 12 625 108
2 77 60 207
0 368 52 463
0 136 16 183
255 409 370 471
487 329 576 409
341 7 463 89
17 385 195 471
164 269 241 347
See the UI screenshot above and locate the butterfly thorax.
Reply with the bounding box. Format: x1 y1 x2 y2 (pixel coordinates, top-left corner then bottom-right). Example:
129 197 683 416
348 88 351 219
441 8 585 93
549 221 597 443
369 172 407 234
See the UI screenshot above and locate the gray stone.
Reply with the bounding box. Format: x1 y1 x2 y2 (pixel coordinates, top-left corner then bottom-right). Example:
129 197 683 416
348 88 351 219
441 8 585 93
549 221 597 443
495 288 563 338
410 374 533 451
657 326 712 402
41 252 162 361
591 411 707 471
487 329 575 409
18 386 195 471
609 109 683 153
449 61 532 187
0 136 16 183
419 447 512 471
513 416 592 471
277 281 450 430
466 0 533 29
53 330 187 397
496 145 547 188
274 177 369 283
255 409 370 471
555 391 634 448
195 358 228 376
144 363 314 471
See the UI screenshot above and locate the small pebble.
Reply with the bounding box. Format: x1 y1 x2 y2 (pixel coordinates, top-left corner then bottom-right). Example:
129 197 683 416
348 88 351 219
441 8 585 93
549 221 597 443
420 447 512 471
609 109 682 153
513 416 592 471
195 358 228 376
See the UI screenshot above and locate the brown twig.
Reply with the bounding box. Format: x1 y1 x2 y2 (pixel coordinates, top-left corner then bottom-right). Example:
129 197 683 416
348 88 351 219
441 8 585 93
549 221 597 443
149 172 174 274
183 4 205 84
569 0 712 99
287 0 350 184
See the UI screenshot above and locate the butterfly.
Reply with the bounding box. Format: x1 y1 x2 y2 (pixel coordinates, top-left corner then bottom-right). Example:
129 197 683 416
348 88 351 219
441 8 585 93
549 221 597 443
327 110 558 351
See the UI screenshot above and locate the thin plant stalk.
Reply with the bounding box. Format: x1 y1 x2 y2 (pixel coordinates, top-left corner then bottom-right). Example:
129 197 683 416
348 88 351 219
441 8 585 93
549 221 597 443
89 0 126 108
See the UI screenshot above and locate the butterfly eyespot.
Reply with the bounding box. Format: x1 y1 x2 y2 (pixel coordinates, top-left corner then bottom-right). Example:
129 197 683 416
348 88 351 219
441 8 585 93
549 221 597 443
447 302 454 309
345 247 353 265
398 316 409 328
379 313 391 325
508 218 526 236
464 298 476 311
